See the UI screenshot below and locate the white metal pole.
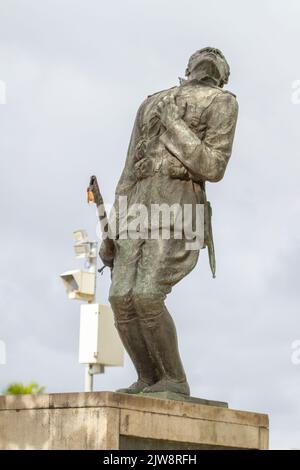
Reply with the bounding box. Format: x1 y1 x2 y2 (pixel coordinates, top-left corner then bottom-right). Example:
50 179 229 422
84 241 97 390
84 364 93 392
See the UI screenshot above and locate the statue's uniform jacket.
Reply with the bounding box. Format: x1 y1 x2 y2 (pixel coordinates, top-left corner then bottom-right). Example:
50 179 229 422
109 81 238 323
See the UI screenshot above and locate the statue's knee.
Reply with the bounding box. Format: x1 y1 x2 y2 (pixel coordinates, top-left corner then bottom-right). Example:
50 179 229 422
132 292 164 310
131 294 149 313
109 294 136 323
132 293 165 327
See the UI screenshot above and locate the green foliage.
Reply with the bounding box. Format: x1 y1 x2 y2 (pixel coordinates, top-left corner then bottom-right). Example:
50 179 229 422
4 382 45 395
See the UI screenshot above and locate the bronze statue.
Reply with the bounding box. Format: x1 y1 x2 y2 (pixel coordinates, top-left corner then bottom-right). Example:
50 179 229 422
99 47 238 396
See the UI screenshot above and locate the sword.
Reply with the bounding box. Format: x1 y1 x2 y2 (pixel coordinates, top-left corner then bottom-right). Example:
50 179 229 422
87 175 114 271
87 175 109 236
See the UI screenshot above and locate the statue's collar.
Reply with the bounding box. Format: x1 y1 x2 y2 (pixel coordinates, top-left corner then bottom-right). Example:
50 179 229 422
178 77 219 88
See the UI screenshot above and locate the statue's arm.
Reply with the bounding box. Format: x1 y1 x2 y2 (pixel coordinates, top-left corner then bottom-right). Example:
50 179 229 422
160 92 239 182
114 101 145 195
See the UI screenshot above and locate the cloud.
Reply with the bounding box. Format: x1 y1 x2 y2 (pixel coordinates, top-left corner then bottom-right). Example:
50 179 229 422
0 0 299 450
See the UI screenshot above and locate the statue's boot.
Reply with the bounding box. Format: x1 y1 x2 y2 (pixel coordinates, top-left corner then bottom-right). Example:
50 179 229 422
115 318 160 394
138 304 190 396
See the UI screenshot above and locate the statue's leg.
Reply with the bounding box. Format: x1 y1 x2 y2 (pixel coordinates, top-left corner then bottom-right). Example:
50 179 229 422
134 296 190 395
132 239 200 396
109 239 160 393
110 296 161 393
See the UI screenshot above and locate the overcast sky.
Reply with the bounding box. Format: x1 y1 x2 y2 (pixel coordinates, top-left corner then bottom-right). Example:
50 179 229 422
0 0 299 449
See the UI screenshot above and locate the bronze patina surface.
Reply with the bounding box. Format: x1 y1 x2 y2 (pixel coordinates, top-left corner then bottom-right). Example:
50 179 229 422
100 47 238 396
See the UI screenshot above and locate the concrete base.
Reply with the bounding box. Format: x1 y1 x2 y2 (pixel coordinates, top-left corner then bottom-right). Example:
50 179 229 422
138 391 228 407
0 392 269 450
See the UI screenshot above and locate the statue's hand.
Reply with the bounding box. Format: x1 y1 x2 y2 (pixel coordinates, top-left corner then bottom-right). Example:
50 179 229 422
156 94 184 128
99 239 115 268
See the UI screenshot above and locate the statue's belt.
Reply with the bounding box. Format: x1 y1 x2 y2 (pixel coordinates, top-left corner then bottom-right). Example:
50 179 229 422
134 156 193 182
133 156 216 277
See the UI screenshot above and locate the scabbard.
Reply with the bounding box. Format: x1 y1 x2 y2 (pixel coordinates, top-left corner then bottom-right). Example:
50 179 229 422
204 200 216 278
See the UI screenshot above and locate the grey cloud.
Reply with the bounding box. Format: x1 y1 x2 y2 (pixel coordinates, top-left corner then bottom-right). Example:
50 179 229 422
0 0 299 449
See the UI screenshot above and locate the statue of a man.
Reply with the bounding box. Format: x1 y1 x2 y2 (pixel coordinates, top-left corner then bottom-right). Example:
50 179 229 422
100 47 238 396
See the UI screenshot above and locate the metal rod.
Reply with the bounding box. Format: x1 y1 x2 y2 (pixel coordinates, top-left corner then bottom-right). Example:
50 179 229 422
84 364 93 392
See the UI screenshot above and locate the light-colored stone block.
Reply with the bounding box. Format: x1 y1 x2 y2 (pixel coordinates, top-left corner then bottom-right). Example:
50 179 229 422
0 391 269 450
49 407 119 450
0 409 49 450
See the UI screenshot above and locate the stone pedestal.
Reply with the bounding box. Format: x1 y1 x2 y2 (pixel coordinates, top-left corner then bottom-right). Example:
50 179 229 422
0 391 269 450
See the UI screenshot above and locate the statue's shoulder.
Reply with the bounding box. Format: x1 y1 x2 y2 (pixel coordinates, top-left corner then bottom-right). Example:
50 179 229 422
205 86 238 111
135 87 178 120
147 85 178 99
214 86 237 101
207 85 237 99
182 84 237 113
182 83 237 107
206 87 238 116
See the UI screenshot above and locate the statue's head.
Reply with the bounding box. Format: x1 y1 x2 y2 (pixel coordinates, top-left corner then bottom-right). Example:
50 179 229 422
185 47 230 88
